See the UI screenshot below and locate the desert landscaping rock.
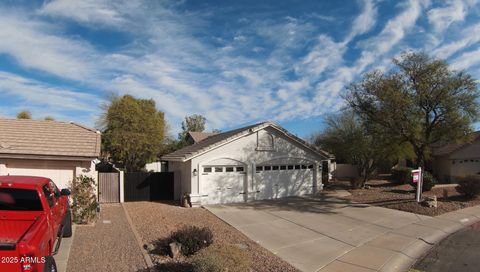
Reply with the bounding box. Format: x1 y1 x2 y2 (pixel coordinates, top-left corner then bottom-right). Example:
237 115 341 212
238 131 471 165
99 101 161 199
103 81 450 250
123 201 298 272
169 242 182 258
67 204 147 272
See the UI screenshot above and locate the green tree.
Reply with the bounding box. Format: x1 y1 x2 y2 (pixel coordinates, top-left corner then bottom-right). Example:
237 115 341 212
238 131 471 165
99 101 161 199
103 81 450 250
100 95 166 172
315 111 407 187
16 111 32 119
347 52 479 168
178 114 206 141
44 116 55 121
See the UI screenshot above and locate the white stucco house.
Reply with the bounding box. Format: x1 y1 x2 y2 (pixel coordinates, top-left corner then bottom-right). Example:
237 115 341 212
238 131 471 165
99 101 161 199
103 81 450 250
0 118 101 190
432 131 480 182
162 121 333 206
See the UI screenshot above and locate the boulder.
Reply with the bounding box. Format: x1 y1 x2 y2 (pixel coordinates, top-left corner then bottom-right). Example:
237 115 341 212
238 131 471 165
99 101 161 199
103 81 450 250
144 243 155 252
423 196 437 208
169 242 182 258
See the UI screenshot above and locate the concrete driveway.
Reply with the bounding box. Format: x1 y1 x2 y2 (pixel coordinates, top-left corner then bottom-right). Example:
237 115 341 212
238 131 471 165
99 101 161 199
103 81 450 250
206 195 480 272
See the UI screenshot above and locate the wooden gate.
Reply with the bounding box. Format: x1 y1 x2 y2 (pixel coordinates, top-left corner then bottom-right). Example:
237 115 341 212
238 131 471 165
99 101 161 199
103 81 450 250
98 172 120 203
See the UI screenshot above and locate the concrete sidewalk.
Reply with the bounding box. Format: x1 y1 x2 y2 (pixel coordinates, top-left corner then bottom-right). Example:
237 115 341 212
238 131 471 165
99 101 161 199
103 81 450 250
206 196 480 272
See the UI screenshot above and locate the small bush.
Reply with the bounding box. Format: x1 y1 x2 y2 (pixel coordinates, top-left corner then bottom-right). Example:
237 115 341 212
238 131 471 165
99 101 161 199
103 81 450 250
70 175 98 224
191 244 251 272
169 226 213 256
411 171 437 192
456 175 480 198
391 166 413 184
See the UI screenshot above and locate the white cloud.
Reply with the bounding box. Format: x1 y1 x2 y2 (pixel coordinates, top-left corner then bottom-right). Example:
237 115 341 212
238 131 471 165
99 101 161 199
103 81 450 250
427 0 466 32
451 49 480 70
39 0 127 27
363 0 425 55
0 12 94 80
432 23 480 59
0 71 102 124
345 0 378 42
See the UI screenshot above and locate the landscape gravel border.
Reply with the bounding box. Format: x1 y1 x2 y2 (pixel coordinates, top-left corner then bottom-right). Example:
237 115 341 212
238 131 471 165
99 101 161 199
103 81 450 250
121 203 154 268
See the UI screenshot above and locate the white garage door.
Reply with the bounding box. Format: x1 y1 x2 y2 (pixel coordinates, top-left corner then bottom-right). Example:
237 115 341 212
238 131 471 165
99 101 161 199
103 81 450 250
200 165 246 204
255 163 314 200
6 163 74 190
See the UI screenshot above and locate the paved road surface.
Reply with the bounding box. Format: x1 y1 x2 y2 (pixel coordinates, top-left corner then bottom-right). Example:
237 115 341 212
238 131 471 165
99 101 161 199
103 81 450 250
415 221 480 272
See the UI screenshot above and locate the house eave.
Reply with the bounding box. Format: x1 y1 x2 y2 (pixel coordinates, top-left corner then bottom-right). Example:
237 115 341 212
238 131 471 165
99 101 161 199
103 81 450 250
0 153 98 161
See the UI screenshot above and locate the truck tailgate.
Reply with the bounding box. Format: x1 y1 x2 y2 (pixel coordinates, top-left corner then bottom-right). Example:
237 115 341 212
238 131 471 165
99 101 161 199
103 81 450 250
0 219 37 244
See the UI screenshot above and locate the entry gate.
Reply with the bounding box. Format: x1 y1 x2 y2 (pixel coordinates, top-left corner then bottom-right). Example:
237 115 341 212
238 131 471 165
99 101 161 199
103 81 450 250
98 172 120 203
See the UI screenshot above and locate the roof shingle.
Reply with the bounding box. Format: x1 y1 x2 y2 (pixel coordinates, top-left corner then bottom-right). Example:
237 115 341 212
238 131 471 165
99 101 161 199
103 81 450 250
0 118 101 159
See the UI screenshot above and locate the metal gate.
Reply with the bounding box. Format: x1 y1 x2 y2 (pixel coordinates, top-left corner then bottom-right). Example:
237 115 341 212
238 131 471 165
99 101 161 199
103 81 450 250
124 172 174 202
98 172 120 203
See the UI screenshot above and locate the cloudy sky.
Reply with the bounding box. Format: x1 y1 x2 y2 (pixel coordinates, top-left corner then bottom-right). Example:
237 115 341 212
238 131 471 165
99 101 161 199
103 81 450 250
0 0 479 138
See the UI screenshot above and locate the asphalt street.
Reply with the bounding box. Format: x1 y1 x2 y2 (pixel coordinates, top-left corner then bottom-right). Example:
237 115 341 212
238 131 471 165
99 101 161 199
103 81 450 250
415 221 480 272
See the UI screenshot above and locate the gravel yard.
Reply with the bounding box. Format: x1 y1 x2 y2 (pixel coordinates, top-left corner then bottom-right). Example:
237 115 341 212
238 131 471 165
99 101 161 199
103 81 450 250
123 201 298 272
67 204 147 272
328 179 480 216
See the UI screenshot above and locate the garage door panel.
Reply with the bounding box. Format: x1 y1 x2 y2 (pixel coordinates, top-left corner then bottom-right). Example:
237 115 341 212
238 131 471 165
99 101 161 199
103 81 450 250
255 165 313 200
6 166 74 189
201 166 246 204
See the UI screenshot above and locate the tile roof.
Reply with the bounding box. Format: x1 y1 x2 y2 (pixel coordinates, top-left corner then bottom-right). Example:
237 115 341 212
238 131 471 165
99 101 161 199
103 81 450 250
432 131 480 156
0 118 101 159
162 121 333 162
187 131 218 143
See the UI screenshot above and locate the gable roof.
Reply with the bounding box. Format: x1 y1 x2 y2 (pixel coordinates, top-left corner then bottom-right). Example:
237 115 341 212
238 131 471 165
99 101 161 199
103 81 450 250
162 121 333 162
187 131 218 143
0 118 101 160
432 131 480 156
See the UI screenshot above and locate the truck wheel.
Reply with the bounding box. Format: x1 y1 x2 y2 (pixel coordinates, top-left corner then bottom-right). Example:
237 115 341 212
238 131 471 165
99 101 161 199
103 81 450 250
44 256 57 272
62 210 73 238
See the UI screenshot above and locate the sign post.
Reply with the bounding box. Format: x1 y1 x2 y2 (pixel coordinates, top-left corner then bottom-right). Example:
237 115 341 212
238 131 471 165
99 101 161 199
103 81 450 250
412 167 423 202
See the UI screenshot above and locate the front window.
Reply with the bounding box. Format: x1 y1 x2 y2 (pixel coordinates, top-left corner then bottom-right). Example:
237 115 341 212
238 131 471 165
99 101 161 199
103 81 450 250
0 188 43 211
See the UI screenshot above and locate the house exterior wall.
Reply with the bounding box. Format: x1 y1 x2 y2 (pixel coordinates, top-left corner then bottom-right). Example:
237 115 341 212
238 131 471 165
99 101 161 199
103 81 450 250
184 127 327 205
433 138 480 182
0 158 97 190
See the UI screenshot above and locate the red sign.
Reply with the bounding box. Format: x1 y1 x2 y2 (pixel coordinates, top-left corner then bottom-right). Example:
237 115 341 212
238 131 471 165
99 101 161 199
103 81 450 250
412 171 420 183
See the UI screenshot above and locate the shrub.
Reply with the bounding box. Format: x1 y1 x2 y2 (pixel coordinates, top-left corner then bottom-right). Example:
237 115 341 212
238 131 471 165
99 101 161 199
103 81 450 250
391 166 413 184
169 226 213 256
191 244 251 272
411 171 437 192
456 175 480 198
69 175 98 224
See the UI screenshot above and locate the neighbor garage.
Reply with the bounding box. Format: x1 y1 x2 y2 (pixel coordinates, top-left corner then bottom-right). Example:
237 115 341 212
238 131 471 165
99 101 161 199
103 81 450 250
162 121 333 206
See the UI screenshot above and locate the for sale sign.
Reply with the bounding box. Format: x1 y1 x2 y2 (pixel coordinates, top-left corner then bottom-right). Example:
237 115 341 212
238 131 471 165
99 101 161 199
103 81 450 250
412 171 420 183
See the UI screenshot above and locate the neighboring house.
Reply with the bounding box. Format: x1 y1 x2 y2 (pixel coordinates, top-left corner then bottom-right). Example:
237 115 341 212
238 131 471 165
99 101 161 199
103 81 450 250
0 118 101 190
162 121 333 206
432 131 480 183
186 131 218 144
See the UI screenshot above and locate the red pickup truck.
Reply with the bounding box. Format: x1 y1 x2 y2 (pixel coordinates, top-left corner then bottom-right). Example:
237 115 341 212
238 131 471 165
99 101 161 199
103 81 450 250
0 176 72 272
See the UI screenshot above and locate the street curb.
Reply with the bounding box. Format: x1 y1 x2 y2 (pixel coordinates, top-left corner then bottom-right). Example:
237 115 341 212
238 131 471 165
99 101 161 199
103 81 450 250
384 208 480 271
121 203 154 268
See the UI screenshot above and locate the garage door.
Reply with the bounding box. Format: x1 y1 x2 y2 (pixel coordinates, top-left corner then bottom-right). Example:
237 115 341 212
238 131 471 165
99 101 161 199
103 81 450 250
6 164 74 190
200 165 246 204
255 163 314 200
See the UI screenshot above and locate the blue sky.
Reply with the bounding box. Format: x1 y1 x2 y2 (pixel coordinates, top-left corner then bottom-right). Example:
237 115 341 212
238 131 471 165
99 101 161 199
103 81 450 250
0 0 479 139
